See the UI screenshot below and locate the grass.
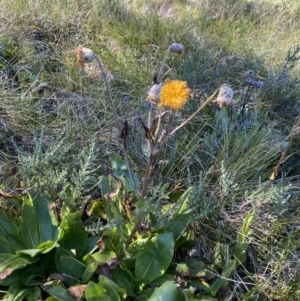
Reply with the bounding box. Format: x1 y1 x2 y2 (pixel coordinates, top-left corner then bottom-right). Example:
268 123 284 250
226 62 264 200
1 0 300 299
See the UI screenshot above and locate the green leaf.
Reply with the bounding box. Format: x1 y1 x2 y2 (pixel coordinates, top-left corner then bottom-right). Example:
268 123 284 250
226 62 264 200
6 285 40 301
25 286 41 301
86 235 101 255
149 273 175 286
209 278 228 296
112 265 138 295
0 210 20 253
85 281 109 301
91 251 116 265
0 254 38 281
55 247 78 287
20 266 45 285
0 267 23 286
148 281 185 301
31 193 59 243
222 259 236 278
175 187 193 215
19 197 39 249
48 287 77 301
61 255 87 278
166 214 191 241
82 260 98 283
16 241 59 257
109 153 141 192
135 233 174 286
59 212 88 258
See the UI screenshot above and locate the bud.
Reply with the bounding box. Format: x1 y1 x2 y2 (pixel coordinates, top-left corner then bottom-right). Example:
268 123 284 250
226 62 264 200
169 43 185 55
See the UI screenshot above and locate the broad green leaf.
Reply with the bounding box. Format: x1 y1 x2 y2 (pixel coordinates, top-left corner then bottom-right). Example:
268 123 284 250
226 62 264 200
86 235 101 255
8 234 28 253
109 153 141 192
148 281 185 301
0 210 19 235
0 229 13 253
85 281 109 301
26 286 41 301
82 260 98 283
20 266 45 286
0 267 23 286
0 254 38 281
6 285 39 301
91 251 116 264
135 232 174 286
175 187 193 215
16 249 44 257
0 211 20 253
55 247 78 287
2 285 40 301
48 287 77 301
98 275 120 299
19 197 39 249
31 193 59 243
45 297 58 301
16 241 59 257
149 273 175 286
166 214 191 241
102 227 125 257
61 255 87 278
59 212 88 258
112 265 138 295
209 278 228 296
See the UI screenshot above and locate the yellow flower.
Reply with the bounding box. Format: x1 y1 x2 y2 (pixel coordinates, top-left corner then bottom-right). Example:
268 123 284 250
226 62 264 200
159 80 190 110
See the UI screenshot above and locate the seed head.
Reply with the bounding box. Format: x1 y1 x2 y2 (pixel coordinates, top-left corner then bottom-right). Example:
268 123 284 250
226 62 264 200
77 45 96 67
169 43 185 56
147 83 163 104
214 84 234 108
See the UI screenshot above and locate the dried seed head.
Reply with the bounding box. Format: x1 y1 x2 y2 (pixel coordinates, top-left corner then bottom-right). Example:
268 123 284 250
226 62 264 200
255 80 264 89
77 45 96 67
214 84 234 108
169 43 185 55
246 70 255 79
147 83 163 104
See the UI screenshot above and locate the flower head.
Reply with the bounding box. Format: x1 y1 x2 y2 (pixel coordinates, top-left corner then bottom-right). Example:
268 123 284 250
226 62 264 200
147 83 163 104
169 43 185 56
214 84 233 108
159 80 190 110
76 45 96 67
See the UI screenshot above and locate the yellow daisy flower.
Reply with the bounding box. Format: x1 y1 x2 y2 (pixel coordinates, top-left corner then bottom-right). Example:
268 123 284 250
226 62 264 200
159 80 190 110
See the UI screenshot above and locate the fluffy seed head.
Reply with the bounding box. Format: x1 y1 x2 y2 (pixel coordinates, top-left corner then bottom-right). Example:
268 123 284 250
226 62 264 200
214 84 234 108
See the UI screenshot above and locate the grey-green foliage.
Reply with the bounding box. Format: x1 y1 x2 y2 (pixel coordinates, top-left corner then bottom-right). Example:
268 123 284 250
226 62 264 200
249 183 293 217
188 173 220 223
15 127 104 202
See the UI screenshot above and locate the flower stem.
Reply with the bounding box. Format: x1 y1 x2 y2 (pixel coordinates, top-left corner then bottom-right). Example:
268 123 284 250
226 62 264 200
169 89 218 136
94 55 140 198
